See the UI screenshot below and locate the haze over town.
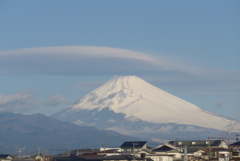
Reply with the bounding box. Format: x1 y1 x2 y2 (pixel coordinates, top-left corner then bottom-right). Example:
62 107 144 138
0 1 239 121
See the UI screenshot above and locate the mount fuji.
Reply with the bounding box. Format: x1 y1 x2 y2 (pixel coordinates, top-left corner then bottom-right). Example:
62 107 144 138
51 76 240 140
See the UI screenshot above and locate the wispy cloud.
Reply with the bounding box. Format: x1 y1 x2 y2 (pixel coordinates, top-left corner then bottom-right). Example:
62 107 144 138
0 92 37 113
0 92 67 114
43 94 67 106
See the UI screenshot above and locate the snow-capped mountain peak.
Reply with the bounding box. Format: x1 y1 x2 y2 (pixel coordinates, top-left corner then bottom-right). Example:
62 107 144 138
55 75 239 132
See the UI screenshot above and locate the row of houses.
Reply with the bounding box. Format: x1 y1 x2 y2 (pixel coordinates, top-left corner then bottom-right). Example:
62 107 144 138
1 139 240 161
52 139 240 161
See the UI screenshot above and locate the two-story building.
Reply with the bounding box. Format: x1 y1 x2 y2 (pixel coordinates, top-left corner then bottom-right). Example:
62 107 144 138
120 141 151 155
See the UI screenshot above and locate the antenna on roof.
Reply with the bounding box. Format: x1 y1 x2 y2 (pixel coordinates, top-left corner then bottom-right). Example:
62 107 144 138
174 137 179 147
158 135 160 146
37 147 41 156
18 149 21 159
236 135 240 141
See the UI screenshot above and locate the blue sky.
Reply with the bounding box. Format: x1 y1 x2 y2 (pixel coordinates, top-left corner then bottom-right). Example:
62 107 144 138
0 1 239 120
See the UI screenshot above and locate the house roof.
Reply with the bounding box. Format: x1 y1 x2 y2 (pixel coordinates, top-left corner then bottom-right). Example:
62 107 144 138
153 145 175 152
155 143 179 150
185 148 205 153
0 154 12 159
103 155 144 160
120 141 147 148
52 156 101 161
146 146 152 149
154 143 224 154
168 140 224 147
138 149 151 154
146 154 175 157
52 156 79 161
210 148 229 152
229 141 240 147
78 153 106 160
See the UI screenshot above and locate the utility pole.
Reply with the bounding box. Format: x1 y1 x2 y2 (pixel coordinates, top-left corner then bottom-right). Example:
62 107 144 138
183 145 187 161
19 150 21 159
77 149 79 156
173 137 178 147
132 143 138 161
207 137 211 161
42 149 46 160
228 128 230 146
174 137 176 147
221 132 224 148
133 143 135 161
103 142 106 156
29 150 32 158
228 127 234 146
67 147 71 156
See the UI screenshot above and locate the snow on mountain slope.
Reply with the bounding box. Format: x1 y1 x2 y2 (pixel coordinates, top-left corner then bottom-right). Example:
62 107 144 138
56 75 239 132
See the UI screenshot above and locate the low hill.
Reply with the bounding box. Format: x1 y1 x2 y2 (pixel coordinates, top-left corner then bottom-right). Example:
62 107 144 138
0 113 137 155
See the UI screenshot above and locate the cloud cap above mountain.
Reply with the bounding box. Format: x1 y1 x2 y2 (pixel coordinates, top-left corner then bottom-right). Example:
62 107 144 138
0 46 163 75
1 46 239 85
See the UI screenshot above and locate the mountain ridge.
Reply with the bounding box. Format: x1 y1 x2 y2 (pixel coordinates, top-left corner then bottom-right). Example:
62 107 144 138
0 112 138 154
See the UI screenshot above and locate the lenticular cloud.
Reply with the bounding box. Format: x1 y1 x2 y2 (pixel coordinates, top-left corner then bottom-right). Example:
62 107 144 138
0 46 163 75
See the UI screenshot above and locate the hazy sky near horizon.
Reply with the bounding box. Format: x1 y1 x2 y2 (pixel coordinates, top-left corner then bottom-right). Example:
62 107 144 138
0 1 240 121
